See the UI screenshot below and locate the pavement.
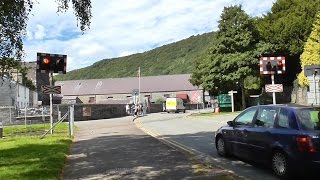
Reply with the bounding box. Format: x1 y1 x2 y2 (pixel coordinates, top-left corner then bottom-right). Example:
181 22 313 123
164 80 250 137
62 112 239 180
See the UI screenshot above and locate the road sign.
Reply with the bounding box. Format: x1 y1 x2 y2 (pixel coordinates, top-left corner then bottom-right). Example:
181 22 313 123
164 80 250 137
265 84 283 92
42 85 61 94
218 94 231 107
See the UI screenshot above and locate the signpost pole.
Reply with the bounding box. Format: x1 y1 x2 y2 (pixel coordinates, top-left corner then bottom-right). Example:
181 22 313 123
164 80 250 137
49 72 53 134
314 73 317 104
271 74 276 105
69 105 74 137
138 67 141 104
228 91 237 112
231 92 234 112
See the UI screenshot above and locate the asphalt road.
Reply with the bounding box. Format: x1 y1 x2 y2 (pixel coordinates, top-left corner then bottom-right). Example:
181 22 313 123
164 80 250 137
137 110 280 180
63 115 235 179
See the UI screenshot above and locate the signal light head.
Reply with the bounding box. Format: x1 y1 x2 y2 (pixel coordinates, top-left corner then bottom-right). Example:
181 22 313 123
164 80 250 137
43 58 50 64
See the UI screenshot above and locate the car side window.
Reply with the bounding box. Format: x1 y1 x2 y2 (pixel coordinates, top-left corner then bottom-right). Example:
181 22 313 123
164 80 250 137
234 107 257 125
255 107 278 128
277 108 290 129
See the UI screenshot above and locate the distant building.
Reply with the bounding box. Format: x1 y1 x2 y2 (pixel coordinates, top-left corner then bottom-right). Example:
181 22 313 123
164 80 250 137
0 77 37 108
56 74 204 104
0 61 52 107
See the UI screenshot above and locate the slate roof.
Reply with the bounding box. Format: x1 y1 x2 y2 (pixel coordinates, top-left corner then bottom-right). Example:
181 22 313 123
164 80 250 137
55 74 201 96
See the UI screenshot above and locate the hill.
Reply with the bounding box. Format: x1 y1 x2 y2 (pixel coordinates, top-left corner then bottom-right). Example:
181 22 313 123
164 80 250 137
54 31 216 81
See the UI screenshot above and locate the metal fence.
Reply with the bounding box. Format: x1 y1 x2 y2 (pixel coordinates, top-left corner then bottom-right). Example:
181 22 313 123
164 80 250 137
0 105 60 126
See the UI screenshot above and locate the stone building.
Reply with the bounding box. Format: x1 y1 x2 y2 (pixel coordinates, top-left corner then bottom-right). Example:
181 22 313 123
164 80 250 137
56 74 204 104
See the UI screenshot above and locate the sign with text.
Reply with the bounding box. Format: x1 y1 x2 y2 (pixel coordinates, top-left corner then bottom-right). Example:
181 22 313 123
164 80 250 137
218 94 232 107
265 84 283 93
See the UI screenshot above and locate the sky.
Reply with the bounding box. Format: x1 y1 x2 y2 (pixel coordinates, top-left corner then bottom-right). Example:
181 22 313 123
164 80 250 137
24 0 275 71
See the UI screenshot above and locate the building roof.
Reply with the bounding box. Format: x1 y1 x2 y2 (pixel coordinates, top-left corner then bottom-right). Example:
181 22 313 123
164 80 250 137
56 74 201 96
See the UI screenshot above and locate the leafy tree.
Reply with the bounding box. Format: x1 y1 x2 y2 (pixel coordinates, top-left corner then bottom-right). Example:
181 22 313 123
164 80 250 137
298 12 320 87
191 5 270 109
0 57 20 78
0 0 92 77
256 0 320 85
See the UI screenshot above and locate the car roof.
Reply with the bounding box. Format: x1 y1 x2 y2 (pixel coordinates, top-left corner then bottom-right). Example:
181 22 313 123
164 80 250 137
251 104 317 110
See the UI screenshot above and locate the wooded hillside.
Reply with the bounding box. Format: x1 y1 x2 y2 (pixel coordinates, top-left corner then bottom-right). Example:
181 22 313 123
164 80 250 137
55 32 216 80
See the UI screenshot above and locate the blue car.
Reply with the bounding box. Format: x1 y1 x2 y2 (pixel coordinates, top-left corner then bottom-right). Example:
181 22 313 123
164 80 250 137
215 105 320 178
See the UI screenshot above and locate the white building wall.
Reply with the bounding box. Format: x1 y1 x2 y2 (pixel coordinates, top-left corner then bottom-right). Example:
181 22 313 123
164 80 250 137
16 84 30 109
307 76 320 105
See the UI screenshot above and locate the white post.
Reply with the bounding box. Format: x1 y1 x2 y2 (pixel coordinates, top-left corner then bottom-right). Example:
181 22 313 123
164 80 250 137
138 67 141 104
314 73 317 105
69 105 74 137
57 105 61 120
49 73 53 134
9 107 12 124
24 106 27 128
228 90 237 112
271 74 276 105
231 92 234 112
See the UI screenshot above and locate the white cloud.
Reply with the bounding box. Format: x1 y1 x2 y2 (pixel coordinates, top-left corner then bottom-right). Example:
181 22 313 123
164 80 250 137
34 24 46 40
23 0 275 71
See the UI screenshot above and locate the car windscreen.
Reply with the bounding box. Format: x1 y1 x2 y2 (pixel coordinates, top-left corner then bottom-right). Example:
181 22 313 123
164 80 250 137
295 108 320 130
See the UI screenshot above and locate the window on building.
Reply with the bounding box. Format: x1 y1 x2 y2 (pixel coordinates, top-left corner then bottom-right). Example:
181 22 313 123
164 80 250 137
88 97 95 103
145 95 151 97
163 94 170 98
107 96 113 99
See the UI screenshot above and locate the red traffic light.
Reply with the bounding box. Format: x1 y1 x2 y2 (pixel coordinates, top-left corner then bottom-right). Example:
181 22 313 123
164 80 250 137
43 58 50 64
37 52 67 74
266 61 272 71
277 61 283 71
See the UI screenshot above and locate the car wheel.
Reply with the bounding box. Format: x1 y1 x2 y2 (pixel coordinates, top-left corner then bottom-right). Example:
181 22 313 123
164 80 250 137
271 151 290 178
216 137 228 157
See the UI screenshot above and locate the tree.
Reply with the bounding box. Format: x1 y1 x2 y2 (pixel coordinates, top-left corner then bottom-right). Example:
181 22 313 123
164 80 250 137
191 5 270 109
298 11 320 87
256 0 320 85
0 0 92 77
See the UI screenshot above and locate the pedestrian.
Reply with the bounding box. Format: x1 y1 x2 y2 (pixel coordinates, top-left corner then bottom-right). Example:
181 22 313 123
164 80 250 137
142 103 147 116
137 103 142 116
162 102 166 112
125 103 130 115
134 104 138 117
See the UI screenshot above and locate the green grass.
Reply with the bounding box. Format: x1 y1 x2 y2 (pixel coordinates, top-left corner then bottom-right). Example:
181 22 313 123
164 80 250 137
0 123 72 180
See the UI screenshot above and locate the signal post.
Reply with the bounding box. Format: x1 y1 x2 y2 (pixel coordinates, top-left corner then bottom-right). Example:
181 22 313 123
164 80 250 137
37 52 67 134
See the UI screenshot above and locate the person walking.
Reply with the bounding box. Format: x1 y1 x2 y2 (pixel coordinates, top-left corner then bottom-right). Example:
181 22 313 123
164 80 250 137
162 102 166 112
125 103 130 115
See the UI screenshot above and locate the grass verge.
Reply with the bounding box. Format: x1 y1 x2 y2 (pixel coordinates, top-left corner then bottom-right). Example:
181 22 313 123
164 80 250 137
191 111 241 117
0 123 72 180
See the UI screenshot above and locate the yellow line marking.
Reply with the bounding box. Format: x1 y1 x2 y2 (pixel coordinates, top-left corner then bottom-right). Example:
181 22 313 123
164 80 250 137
134 117 195 155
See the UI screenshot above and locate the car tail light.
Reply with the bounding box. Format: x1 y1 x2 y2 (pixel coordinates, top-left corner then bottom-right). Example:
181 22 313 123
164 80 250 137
296 137 316 152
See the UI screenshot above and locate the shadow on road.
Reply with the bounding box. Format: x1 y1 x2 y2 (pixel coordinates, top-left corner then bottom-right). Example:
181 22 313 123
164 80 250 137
63 133 223 179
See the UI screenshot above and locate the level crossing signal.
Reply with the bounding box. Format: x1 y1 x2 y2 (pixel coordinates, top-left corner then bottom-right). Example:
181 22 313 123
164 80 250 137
36 52 67 74
260 56 285 75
